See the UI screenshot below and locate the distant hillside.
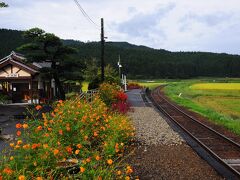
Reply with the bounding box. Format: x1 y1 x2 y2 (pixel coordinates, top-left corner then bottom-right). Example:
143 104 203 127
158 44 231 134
0 29 28 58
1 28 240 78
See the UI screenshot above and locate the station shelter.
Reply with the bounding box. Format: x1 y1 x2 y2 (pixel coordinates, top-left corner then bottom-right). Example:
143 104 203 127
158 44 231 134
0 51 55 103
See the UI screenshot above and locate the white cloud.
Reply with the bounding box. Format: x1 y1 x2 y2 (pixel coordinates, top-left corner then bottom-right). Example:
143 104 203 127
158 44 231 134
1 0 240 54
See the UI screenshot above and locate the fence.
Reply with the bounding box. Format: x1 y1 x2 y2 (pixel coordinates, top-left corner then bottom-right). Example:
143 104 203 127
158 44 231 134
79 89 98 102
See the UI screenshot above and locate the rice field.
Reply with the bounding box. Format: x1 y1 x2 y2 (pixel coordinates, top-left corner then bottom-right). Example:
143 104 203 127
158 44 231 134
191 83 240 90
164 79 240 135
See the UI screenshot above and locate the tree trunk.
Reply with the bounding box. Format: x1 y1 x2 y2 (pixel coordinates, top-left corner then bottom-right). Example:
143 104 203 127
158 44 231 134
51 62 65 100
53 73 65 100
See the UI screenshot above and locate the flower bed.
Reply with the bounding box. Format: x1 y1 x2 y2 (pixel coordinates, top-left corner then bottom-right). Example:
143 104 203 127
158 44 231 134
99 83 130 114
0 92 134 179
127 83 142 90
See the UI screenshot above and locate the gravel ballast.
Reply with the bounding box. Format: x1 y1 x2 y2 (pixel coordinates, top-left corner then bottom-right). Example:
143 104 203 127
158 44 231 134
127 105 222 179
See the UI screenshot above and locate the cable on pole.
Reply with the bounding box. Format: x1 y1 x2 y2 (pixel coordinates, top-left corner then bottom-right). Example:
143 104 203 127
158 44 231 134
73 0 100 29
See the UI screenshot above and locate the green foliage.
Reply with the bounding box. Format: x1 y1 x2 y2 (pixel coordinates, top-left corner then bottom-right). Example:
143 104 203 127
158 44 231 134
1 29 240 79
17 28 80 100
0 2 8 7
104 64 120 84
88 77 101 90
18 28 76 63
99 83 120 107
84 58 98 82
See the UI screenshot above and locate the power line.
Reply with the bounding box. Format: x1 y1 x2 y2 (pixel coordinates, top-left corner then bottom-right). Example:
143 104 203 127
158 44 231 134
73 0 100 29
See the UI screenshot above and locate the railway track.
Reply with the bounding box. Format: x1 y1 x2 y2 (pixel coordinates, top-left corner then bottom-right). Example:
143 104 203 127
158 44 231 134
149 86 240 178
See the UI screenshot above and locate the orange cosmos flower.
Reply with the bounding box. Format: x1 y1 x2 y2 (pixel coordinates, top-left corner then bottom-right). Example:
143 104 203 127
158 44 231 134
59 130 63 135
107 159 113 165
43 144 49 149
80 167 85 173
48 127 52 131
9 143 14 147
53 149 59 155
16 123 22 129
18 175 25 180
10 156 14 161
42 113 47 119
75 149 80 155
17 140 22 145
23 144 30 149
22 124 28 129
66 126 71 131
3 167 13 175
93 131 98 137
16 130 21 136
32 143 40 149
116 170 121 175
76 144 82 149
37 126 42 131
86 157 91 163
126 166 133 174
66 146 72 154
36 177 43 180
15 145 20 149
125 176 130 180
95 155 100 161
35 105 42 111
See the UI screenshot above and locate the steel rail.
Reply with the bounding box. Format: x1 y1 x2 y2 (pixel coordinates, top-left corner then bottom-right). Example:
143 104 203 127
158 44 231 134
149 87 240 178
156 87 240 149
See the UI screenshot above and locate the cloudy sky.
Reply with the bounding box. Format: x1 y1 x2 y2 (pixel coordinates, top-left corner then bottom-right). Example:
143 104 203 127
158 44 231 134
1 0 240 54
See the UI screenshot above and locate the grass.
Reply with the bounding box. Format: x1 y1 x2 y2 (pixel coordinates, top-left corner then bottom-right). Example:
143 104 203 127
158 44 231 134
194 96 240 119
164 79 240 135
132 80 167 90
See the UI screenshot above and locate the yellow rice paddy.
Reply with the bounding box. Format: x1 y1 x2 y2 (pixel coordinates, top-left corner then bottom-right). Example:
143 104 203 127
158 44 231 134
191 83 240 90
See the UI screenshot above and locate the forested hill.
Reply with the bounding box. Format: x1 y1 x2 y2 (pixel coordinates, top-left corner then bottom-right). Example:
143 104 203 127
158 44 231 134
1 28 240 79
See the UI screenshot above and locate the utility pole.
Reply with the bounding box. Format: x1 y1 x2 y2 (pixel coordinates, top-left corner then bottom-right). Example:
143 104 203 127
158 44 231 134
101 18 105 82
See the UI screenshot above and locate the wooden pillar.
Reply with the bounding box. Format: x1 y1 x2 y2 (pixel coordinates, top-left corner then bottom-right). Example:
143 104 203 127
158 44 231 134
29 77 33 104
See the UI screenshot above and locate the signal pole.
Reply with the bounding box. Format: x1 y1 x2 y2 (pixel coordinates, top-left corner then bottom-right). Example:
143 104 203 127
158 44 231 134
101 18 105 82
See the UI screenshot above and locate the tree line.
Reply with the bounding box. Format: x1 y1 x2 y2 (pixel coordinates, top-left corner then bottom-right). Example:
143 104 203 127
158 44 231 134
1 28 240 80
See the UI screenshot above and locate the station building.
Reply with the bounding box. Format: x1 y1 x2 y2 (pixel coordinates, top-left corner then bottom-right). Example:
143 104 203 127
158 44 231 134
0 51 55 103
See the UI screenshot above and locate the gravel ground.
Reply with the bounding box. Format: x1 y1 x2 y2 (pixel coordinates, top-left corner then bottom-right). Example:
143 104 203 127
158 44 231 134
128 107 183 146
127 106 223 179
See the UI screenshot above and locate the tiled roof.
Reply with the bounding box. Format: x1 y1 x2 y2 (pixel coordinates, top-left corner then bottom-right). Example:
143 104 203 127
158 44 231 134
0 51 51 71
